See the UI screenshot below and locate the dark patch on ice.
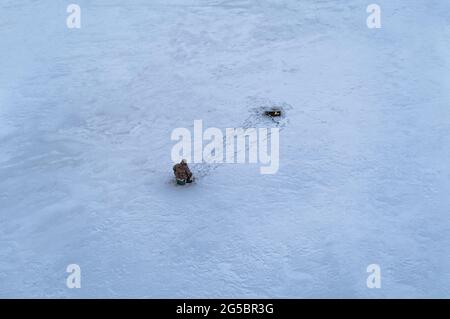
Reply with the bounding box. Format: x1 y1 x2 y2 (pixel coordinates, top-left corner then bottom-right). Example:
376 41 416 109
243 103 291 129
264 109 282 118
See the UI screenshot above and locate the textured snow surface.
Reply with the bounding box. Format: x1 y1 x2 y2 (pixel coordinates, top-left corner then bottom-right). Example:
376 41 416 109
1 0 449 297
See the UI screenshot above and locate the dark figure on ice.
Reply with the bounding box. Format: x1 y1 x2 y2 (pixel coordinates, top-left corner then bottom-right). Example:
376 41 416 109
173 159 193 185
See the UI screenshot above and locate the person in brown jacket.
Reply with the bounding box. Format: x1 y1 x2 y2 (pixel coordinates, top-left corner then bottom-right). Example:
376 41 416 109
173 159 193 185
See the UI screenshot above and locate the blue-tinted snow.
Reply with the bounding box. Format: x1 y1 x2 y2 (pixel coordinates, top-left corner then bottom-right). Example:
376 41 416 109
0 0 449 297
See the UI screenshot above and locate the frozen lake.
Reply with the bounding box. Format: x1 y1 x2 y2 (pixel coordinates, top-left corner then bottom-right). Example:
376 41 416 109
0 0 449 297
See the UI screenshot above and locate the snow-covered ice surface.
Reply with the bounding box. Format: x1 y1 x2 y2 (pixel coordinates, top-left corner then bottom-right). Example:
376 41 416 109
1 0 450 298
